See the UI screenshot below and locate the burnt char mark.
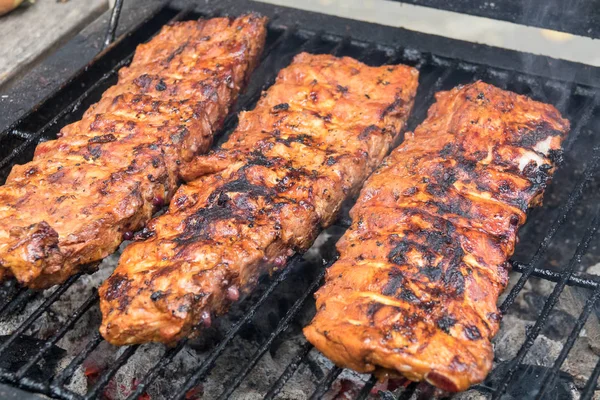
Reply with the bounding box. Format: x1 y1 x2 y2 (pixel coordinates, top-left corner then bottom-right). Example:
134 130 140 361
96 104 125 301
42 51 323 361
437 315 457 333
150 290 165 301
177 174 274 245
359 124 380 141
88 134 117 144
336 84 348 93
155 80 167 91
380 265 423 304
275 133 313 147
523 162 551 188
428 194 473 219
216 175 274 198
426 183 447 197
367 302 384 324
272 103 289 112
388 220 458 267
464 325 482 340
133 74 153 90
548 149 564 164
443 265 465 296
439 143 454 158
455 158 477 177
382 267 404 296
103 274 133 311
398 287 420 303
388 236 443 271
381 96 405 118
176 205 241 245
87 145 103 160
388 241 408 265
47 170 65 184
248 150 275 167
164 43 188 65
422 266 443 281
431 166 457 190
151 265 180 281
498 181 512 193
170 127 188 144
513 122 563 150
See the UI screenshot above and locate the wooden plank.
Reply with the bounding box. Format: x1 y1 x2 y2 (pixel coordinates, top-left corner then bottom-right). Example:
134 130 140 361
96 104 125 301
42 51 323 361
0 0 107 87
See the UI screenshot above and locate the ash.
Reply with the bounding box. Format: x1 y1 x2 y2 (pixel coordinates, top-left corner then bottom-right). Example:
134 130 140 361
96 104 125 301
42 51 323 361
1 226 600 400
0 228 349 400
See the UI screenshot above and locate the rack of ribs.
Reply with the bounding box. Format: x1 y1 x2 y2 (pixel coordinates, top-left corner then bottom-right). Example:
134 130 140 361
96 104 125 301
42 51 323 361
0 14 267 288
304 81 570 392
99 52 419 345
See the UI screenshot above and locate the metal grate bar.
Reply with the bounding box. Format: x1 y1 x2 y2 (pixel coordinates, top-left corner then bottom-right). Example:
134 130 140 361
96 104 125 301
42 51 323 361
125 339 188 400
422 64 455 104
477 68 511 90
551 83 576 114
536 285 600 399
523 76 548 102
0 274 80 359
329 36 351 56
308 366 342 400
407 62 457 131
564 94 599 151
84 345 138 400
103 0 125 49
396 382 419 400
217 268 327 399
511 260 600 290
0 281 26 312
15 291 99 380
513 74 548 103
0 288 37 320
581 357 600 400
500 146 600 313
493 209 600 398
171 256 302 400
355 375 377 400
51 331 104 388
263 342 314 400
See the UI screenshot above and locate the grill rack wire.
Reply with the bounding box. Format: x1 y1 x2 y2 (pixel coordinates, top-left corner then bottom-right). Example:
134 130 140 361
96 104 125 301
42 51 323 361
0 2 600 400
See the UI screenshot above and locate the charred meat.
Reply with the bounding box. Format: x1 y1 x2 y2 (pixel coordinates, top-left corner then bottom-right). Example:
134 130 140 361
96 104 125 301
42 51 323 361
99 53 419 345
0 15 267 288
304 82 569 392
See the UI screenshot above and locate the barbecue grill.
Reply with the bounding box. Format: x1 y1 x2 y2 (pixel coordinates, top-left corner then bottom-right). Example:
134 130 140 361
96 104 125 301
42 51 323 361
1 0 600 399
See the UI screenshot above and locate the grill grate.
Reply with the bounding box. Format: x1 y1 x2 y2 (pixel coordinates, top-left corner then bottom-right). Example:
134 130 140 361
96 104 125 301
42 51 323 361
1 2 600 400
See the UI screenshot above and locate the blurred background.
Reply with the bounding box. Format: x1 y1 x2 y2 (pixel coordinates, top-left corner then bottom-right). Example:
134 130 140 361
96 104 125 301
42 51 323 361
0 0 599 88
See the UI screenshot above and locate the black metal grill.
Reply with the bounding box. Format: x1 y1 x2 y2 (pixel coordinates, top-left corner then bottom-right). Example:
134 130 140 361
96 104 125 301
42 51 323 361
1 1 600 399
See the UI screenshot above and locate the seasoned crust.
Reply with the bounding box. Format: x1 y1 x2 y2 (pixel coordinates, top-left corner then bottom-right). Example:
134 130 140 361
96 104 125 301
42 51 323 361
0 14 267 288
99 53 419 345
304 81 570 392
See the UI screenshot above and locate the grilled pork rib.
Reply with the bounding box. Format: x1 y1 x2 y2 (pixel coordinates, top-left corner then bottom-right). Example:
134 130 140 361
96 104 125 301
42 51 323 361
304 82 570 392
0 15 267 289
99 53 419 345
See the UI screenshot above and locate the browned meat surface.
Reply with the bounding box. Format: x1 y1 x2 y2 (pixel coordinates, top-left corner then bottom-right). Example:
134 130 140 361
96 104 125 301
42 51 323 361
304 82 570 392
0 15 267 289
99 53 419 345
